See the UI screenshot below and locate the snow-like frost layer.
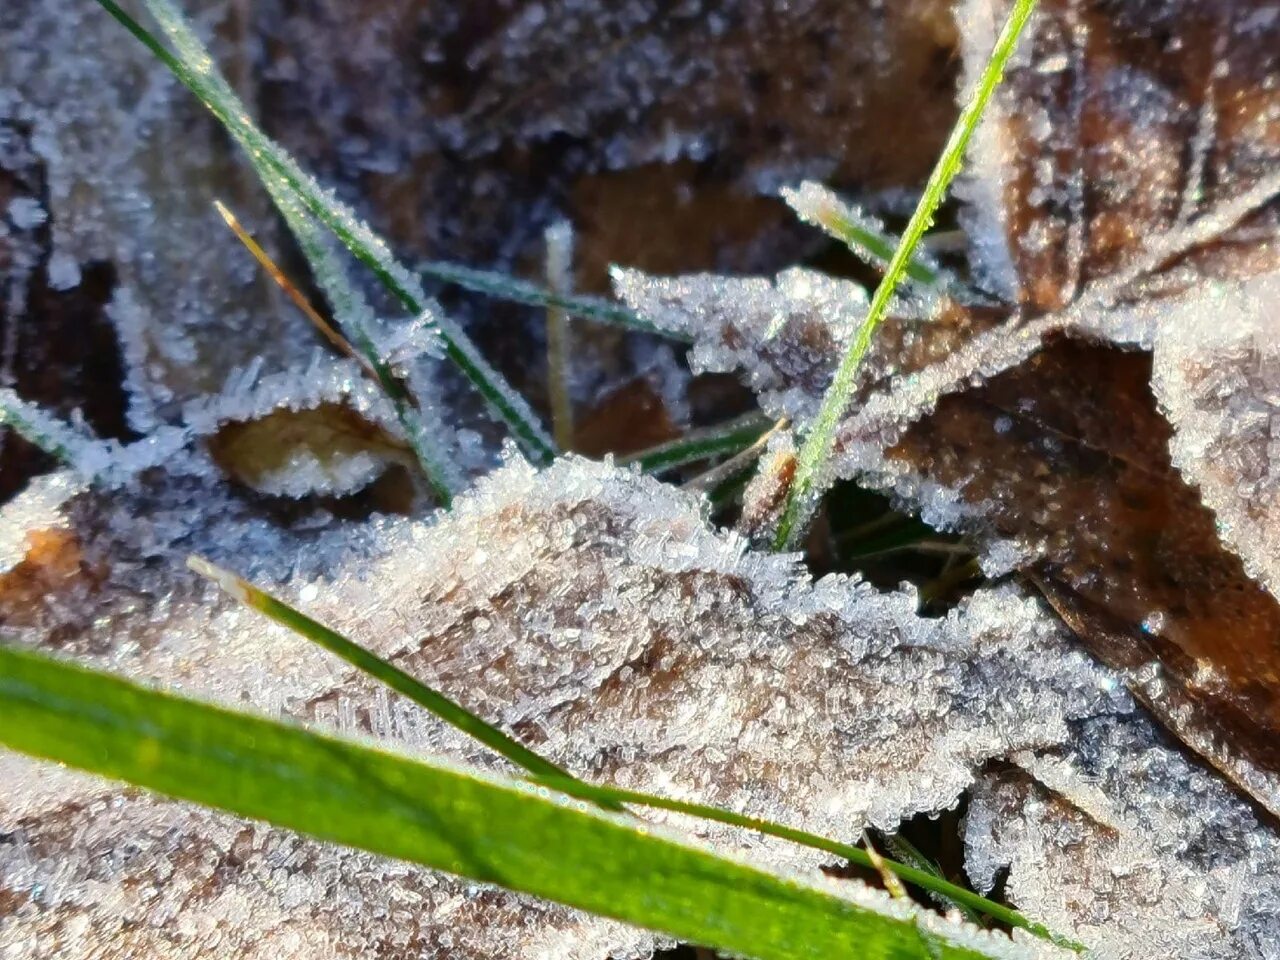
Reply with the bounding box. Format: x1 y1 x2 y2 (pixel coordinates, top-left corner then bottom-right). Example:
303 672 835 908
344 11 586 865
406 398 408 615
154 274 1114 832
2 455 1120 959
1152 273 1280 600
965 711 1280 960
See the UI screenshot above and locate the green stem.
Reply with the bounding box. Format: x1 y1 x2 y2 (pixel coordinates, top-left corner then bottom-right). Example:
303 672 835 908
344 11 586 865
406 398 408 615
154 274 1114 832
774 0 1037 549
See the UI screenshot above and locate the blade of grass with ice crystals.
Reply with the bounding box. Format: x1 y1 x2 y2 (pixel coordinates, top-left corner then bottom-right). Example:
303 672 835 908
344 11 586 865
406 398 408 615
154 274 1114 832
0 644 1022 960
421 260 687 341
187 554 1083 953
0 388 82 467
618 412 775 473
95 0 555 465
213 200 367 368
782 183 943 289
774 0 1039 549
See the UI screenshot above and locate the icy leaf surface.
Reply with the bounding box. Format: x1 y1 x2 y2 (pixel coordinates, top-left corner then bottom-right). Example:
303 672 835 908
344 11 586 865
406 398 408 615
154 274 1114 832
616 0 1280 817
2 455 1119 959
614 266 1008 429
956 0 1280 314
964 711 1280 959
185 354 414 498
1151 274 1280 600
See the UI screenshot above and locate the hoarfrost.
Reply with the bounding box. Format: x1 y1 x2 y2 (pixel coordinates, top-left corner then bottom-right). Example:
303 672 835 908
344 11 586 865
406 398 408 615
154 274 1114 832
964 711 1280 960
3 455 1120 959
1151 273 1280 600
0 0 313 426
612 0 1280 837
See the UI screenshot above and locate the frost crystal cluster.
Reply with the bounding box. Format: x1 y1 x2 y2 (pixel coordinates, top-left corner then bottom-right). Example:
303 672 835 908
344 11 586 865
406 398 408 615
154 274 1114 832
5 454 1128 959
4 0 1280 957
617 0 1280 825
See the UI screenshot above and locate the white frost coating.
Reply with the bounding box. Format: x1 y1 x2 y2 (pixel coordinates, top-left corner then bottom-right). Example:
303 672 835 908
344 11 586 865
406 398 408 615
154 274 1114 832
182 352 399 439
179 351 415 498
951 0 1022 304
143 0 554 459
0 469 84 572
613 265 869 423
1 455 1119 959
0 387 191 488
1151 273 1280 599
0 0 316 423
965 712 1280 960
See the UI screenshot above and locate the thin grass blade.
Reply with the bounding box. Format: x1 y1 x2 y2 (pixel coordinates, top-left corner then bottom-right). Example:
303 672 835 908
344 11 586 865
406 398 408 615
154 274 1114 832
95 0 555 464
187 554 1082 952
0 644 1026 960
773 0 1039 548
782 183 943 289
420 260 686 341
618 412 774 473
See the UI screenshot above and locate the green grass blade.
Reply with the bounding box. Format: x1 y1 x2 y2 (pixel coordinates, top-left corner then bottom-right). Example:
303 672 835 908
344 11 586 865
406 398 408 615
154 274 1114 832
186 556 576 786
0 644 1021 960
774 0 1038 549
0 388 83 467
618 412 774 473
187 555 1081 952
95 0 555 465
782 183 942 288
263 183 462 503
422 260 688 341
880 833 983 926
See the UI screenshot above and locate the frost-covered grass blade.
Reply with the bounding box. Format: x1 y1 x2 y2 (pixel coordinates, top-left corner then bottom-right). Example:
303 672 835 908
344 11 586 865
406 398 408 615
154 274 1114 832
420 259 688 341
95 0 555 465
0 644 1031 960
186 553 1082 952
0 388 83 468
774 0 1039 548
782 182 943 289
619 412 775 474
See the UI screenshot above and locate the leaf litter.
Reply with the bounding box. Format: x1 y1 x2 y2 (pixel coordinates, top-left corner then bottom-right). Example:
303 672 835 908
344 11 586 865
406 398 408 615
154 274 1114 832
3 0 1280 957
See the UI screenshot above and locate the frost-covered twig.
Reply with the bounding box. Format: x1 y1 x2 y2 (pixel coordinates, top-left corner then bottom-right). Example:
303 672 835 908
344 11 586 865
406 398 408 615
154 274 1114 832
774 0 1039 549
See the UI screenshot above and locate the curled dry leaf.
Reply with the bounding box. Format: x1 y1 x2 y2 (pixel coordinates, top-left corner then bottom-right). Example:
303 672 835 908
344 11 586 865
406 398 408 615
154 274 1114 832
618 0 1280 823
185 354 416 499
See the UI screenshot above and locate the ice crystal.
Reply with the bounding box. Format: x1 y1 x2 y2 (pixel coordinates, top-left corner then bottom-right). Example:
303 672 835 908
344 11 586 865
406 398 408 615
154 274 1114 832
2 455 1120 959
964 710 1280 959
1151 273 1280 600
0 0 314 429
